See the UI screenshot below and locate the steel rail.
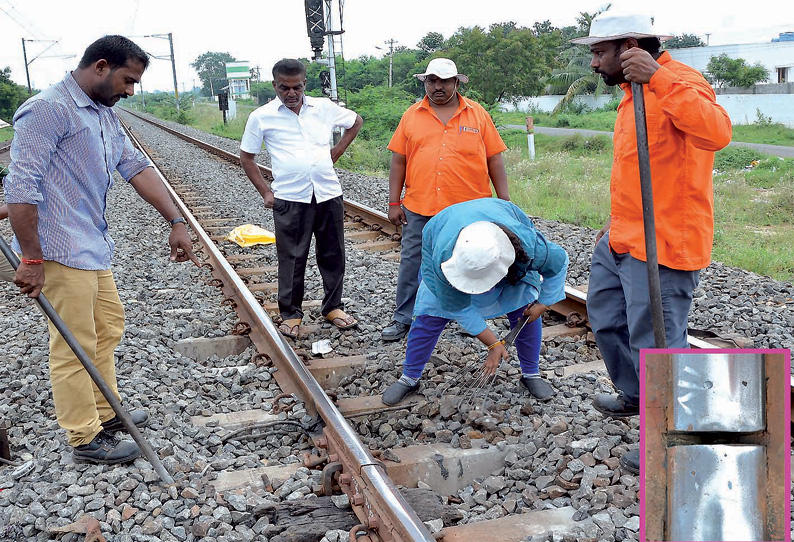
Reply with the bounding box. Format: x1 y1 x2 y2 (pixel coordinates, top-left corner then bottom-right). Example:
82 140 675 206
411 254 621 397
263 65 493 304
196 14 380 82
121 121 435 542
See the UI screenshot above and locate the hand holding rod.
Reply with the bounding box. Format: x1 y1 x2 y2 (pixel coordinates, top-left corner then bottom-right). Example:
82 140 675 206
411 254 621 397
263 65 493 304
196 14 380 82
0 235 174 485
631 81 667 348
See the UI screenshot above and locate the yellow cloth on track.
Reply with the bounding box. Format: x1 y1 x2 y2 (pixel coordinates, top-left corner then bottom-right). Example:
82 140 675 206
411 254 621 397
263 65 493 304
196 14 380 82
225 224 276 247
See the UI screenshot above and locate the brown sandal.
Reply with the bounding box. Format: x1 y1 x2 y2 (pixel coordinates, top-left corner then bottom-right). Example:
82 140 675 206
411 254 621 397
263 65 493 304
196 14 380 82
325 309 358 330
278 319 301 339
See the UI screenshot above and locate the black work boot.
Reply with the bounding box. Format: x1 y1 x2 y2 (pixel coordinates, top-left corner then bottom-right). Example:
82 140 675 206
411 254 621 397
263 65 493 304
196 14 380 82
620 449 640 475
102 409 150 433
591 392 639 417
73 431 141 465
382 380 420 405
519 375 554 401
381 320 410 342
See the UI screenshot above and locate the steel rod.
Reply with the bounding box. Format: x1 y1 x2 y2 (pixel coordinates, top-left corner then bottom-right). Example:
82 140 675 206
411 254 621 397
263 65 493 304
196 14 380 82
0 235 174 485
631 82 667 348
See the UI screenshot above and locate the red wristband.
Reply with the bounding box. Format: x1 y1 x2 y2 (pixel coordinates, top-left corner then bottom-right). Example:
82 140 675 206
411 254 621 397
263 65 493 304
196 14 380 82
21 258 44 265
388 201 402 207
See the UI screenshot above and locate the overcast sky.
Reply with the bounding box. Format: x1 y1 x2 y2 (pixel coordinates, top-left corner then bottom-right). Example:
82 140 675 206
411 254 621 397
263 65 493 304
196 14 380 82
1 0 792 94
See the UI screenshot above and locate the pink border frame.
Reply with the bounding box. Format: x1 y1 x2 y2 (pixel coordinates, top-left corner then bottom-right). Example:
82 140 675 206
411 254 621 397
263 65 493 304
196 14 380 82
639 348 792 542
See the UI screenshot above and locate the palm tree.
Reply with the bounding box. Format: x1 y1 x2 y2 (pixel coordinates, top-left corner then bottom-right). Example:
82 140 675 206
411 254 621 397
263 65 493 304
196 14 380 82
545 48 615 114
545 6 616 114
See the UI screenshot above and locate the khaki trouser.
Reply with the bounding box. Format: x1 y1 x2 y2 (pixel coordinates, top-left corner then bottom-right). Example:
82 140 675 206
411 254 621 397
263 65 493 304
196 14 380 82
43 262 125 446
0 251 14 282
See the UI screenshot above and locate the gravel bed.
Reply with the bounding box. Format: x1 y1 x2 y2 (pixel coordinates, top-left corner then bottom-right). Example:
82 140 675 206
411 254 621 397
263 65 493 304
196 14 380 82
0 109 789 542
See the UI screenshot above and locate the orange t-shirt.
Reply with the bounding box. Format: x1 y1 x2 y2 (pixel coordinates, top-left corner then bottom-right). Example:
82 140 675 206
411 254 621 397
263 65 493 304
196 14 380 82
609 51 732 271
387 95 507 217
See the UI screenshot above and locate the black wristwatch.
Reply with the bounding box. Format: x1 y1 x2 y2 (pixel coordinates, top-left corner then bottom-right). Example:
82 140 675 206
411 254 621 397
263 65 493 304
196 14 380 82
169 217 186 227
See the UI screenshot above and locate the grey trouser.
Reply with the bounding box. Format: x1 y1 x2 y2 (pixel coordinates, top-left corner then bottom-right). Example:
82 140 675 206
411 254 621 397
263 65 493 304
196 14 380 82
272 195 345 321
392 207 432 325
587 232 700 403
0 252 15 282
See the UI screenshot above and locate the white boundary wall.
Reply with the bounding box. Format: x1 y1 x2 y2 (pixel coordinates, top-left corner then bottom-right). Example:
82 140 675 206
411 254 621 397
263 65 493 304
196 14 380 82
503 93 794 127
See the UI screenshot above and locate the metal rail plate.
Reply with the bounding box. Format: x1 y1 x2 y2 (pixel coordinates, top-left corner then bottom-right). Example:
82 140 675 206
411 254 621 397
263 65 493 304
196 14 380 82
671 353 764 432
667 444 766 541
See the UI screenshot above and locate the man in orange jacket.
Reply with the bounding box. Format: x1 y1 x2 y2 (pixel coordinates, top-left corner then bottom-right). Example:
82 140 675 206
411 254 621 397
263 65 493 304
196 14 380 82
573 12 732 473
381 58 509 342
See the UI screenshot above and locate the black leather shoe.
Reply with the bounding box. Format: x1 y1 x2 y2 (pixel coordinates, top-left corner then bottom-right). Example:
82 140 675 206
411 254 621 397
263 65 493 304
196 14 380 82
73 431 141 465
592 393 639 418
519 376 554 401
382 381 420 406
381 320 410 342
619 449 640 475
102 410 150 433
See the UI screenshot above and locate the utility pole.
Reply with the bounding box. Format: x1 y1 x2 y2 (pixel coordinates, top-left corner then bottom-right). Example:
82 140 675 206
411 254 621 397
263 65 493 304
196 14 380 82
168 33 179 110
385 39 396 88
20 38 73 95
325 0 338 102
144 33 180 110
375 39 397 88
21 38 31 95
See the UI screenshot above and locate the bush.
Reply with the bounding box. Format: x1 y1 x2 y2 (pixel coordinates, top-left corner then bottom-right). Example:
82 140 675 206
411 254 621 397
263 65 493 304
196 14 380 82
713 146 763 171
557 133 612 155
336 138 391 174
596 98 621 112
345 86 416 143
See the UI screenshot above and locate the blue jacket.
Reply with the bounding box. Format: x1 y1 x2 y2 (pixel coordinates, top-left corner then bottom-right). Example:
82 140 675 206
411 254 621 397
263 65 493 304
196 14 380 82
415 198 569 335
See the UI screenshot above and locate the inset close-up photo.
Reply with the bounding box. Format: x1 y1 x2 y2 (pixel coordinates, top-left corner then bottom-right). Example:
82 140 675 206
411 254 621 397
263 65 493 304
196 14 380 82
641 350 790 542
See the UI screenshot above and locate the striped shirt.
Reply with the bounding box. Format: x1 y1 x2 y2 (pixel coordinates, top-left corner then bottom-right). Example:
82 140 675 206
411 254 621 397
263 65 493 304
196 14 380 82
4 73 151 270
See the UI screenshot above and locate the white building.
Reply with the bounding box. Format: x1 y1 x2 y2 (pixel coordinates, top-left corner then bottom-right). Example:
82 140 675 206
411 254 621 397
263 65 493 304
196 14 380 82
225 62 251 99
668 35 794 85
668 35 794 126
505 34 794 127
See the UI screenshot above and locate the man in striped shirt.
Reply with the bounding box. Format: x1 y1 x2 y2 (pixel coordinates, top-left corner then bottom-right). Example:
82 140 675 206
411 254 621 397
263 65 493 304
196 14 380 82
4 35 198 465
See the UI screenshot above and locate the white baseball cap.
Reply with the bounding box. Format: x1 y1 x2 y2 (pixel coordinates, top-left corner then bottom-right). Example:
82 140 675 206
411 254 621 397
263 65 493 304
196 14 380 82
414 58 469 83
441 222 515 295
570 11 673 45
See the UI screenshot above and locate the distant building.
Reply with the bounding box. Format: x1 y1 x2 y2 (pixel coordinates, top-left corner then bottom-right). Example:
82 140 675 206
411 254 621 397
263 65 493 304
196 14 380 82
668 35 794 84
666 35 794 126
225 62 251 99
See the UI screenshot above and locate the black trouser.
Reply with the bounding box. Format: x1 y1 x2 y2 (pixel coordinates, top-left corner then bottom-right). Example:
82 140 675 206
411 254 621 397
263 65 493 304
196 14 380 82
272 195 346 320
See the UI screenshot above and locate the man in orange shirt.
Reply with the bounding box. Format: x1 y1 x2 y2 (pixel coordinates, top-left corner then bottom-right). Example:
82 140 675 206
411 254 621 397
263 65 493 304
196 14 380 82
573 13 732 472
381 58 509 341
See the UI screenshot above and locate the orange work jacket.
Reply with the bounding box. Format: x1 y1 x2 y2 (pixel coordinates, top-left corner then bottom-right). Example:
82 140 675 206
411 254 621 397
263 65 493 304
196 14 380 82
387 94 507 217
610 51 732 270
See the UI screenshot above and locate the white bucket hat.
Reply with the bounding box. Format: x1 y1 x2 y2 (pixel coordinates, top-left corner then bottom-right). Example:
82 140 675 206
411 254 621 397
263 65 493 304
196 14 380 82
441 222 515 295
414 58 469 83
570 11 673 45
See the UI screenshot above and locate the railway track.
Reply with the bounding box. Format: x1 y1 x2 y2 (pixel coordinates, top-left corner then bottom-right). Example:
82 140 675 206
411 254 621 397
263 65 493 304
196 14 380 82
3 107 771 541
117 110 621 541
116 108 751 542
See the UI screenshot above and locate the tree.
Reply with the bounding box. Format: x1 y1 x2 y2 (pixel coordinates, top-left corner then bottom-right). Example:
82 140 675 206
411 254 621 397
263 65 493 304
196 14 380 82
665 34 706 49
706 54 770 88
0 67 29 122
250 81 275 105
417 32 445 58
445 21 562 104
191 52 236 96
545 7 614 113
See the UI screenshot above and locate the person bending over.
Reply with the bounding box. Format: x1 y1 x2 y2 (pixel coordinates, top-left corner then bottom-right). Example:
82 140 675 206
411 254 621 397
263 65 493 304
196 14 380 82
381 198 568 406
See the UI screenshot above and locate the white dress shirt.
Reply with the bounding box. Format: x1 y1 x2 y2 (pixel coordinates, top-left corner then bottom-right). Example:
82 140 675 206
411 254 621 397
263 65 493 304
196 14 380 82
240 95 358 203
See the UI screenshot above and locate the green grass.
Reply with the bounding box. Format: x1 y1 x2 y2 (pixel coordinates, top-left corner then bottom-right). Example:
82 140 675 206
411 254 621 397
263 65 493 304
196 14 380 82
731 123 794 146
496 109 794 147
0 127 13 142
141 102 794 281
174 102 257 141
503 130 794 281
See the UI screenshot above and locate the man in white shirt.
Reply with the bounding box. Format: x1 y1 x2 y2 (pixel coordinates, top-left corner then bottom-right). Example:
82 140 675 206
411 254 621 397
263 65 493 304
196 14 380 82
240 58 363 339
